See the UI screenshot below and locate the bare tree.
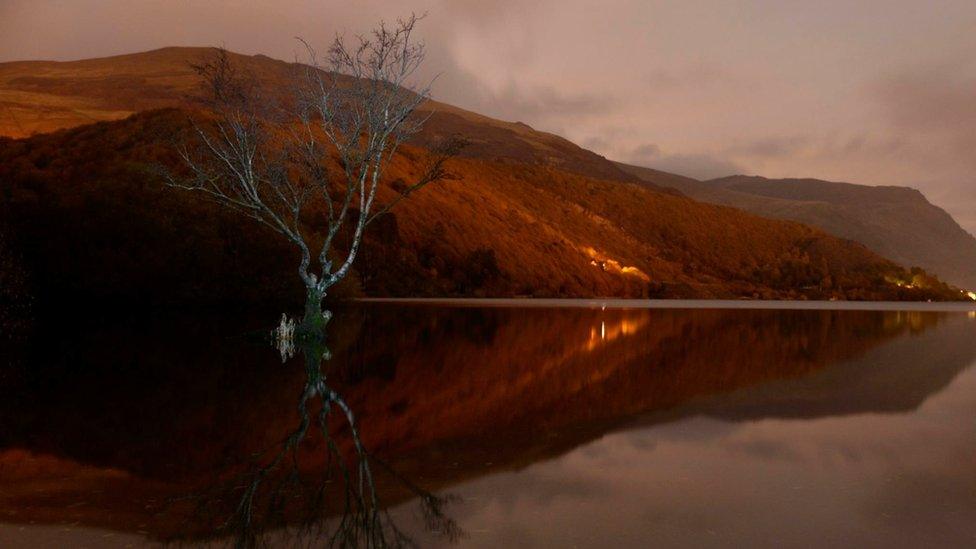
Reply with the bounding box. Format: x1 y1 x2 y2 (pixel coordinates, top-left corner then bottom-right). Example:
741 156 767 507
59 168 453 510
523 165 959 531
163 14 461 330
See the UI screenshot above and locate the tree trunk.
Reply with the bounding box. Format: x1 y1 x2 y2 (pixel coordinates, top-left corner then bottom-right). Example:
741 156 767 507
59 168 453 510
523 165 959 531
301 286 327 334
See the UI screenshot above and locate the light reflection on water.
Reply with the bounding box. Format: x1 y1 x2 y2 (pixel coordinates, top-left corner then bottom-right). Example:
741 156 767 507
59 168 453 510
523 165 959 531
390 310 976 548
1 305 975 547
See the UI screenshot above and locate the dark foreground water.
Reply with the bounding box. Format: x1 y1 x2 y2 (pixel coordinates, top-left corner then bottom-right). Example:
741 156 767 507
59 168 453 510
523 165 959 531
1 303 975 547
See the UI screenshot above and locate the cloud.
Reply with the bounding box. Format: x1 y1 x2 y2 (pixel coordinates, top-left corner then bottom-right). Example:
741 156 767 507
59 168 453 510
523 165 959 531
629 143 661 158
470 82 617 124
442 0 555 24
861 60 976 233
579 135 612 152
873 60 976 167
728 135 809 158
651 154 745 181
623 143 744 180
644 63 743 92
726 437 802 462
724 134 910 169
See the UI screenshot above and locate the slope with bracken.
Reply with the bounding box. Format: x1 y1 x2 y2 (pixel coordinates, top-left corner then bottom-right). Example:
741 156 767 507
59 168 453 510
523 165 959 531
619 163 976 291
0 48 961 304
0 46 638 184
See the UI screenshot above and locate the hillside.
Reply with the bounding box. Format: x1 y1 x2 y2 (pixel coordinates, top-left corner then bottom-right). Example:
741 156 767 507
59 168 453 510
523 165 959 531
0 48 962 305
619 163 976 290
0 47 637 184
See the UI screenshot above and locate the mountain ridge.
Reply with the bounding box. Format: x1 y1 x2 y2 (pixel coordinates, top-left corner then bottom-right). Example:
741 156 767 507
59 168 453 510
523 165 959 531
0 47 964 304
0 46 639 184
618 164 976 290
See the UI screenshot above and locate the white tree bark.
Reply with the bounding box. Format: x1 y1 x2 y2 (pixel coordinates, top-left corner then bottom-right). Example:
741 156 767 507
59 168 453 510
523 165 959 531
161 15 463 325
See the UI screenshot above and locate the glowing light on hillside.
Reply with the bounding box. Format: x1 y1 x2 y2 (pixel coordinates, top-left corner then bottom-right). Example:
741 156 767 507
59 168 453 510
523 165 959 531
582 246 651 282
967 291 976 301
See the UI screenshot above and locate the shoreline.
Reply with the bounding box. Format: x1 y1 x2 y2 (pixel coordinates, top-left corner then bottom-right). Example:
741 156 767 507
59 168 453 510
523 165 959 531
355 297 976 312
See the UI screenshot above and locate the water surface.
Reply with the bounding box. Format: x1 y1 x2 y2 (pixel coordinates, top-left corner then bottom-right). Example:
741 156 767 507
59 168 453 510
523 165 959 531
1 304 974 547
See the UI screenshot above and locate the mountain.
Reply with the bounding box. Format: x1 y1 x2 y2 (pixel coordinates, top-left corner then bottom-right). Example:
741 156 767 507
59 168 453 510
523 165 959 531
0 47 637 183
0 48 962 305
618 163 976 290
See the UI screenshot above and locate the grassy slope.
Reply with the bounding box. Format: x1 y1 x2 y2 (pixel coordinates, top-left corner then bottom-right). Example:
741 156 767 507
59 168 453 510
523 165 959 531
0 47 638 183
0 109 956 304
0 48 961 302
619 162 976 290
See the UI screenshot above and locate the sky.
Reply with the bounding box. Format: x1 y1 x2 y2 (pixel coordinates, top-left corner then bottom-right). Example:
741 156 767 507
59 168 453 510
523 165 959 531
2 0 975 232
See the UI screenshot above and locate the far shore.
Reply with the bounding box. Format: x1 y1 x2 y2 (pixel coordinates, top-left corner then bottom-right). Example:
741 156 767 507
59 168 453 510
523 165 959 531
355 297 976 312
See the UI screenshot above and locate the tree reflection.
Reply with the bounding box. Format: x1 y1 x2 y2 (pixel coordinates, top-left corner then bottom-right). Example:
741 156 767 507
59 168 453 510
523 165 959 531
3 306 972 543
183 313 461 548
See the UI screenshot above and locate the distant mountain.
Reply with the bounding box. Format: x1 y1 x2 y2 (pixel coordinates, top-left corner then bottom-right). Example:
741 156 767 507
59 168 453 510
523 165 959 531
619 164 976 290
0 48 962 303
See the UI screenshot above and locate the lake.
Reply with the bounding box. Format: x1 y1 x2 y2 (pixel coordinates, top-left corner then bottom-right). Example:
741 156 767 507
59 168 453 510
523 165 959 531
2 302 975 547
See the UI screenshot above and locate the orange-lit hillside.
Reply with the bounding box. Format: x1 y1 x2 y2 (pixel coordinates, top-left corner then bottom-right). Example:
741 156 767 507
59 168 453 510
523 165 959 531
0 47 642 186
0 108 957 304
0 48 962 303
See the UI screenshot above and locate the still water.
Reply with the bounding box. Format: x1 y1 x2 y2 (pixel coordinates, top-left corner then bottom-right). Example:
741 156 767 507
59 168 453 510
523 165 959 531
1 303 975 547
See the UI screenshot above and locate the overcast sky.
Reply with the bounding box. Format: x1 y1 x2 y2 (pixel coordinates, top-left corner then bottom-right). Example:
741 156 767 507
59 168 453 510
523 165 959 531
3 0 975 232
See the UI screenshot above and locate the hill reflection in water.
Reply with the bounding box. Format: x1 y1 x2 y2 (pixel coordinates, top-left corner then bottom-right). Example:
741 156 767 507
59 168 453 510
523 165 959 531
1 305 974 546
